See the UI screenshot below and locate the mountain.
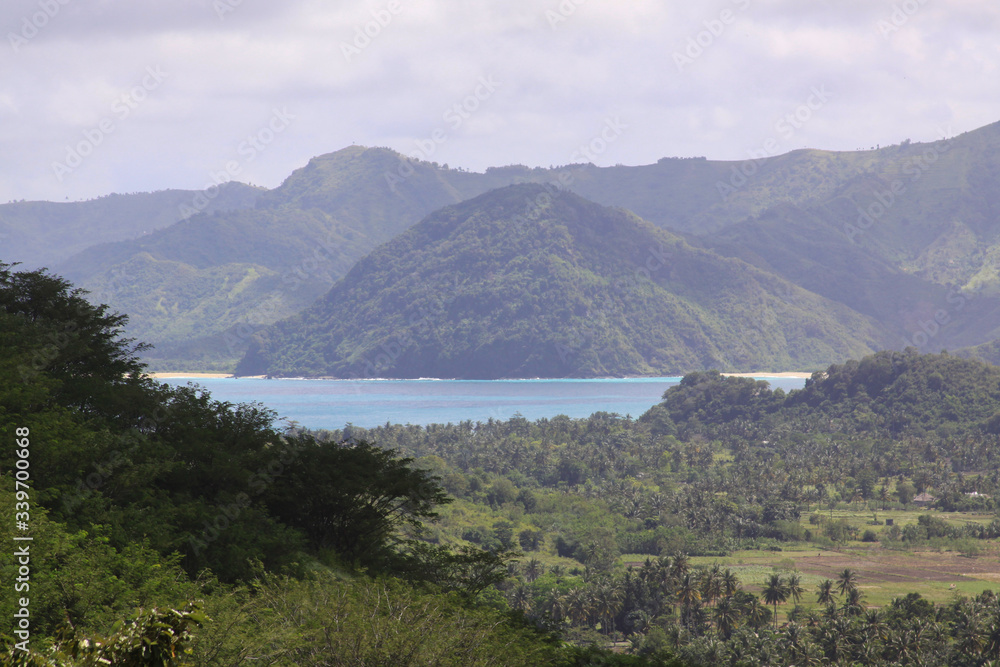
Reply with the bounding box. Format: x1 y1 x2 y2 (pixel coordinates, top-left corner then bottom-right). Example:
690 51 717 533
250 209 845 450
0 182 259 269
235 185 890 379
53 147 533 369
33 120 1000 370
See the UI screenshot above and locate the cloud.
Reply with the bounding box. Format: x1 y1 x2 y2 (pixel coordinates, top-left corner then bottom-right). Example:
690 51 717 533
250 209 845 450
0 0 997 202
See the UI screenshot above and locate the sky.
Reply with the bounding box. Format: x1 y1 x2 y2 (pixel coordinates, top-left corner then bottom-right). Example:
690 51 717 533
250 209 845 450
1 0 997 203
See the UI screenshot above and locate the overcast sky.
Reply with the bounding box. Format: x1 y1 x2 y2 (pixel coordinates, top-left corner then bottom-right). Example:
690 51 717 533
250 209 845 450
1 0 997 203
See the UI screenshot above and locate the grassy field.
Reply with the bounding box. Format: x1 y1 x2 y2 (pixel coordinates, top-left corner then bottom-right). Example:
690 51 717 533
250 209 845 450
623 508 1000 623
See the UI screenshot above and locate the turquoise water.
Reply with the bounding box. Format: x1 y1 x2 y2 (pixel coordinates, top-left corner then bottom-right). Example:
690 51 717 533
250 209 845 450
159 376 807 430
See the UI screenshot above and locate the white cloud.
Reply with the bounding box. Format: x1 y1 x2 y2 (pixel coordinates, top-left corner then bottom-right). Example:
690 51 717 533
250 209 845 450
0 0 997 202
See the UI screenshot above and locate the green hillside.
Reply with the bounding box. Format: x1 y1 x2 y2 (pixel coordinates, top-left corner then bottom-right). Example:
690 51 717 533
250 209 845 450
35 120 1000 371
0 182 259 269
236 185 889 378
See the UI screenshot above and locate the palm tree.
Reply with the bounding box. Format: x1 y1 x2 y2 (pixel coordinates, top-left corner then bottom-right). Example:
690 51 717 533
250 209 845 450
523 558 543 583
592 582 622 635
541 590 567 624
762 574 789 631
566 588 591 627
510 583 532 613
722 568 740 599
701 564 723 609
816 579 835 605
713 596 740 639
744 595 769 630
836 568 859 596
786 573 805 605
842 586 865 616
878 485 891 510
671 552 690 580
677 572 701 630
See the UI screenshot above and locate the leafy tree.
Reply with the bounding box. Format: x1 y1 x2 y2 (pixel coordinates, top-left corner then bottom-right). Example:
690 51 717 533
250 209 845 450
262 437 452 567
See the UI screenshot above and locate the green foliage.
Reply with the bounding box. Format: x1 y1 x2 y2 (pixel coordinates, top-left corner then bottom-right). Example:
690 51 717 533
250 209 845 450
0 183 258 269
240 185 884 378
4 604 206 667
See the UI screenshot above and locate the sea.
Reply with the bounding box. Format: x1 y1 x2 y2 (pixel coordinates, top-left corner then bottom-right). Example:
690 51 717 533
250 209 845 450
158 376 808 431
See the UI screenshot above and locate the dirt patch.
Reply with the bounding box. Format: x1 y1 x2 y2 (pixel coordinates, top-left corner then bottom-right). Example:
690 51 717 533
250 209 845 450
790 549 1000 586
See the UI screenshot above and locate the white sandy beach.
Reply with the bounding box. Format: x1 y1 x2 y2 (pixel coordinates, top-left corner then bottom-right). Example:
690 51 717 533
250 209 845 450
723 372 815 379
150 372 235 379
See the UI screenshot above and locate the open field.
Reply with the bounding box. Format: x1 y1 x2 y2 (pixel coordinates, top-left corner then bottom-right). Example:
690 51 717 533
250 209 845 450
621 508 1000 623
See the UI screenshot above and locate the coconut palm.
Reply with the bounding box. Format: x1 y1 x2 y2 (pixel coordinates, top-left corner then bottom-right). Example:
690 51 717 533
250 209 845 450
677 572 702 631
743 595 770 630
762 574 789 631
836 568 859 596
842 586 865 616
541 590 567 623
671 552 690 579
713 596 740 639
566 588 592 627
816 579 836 605
591 582 622 635
510 583 532 613
523 558 543 583
722 568 740 598
701 564 723 609
786 573 805 605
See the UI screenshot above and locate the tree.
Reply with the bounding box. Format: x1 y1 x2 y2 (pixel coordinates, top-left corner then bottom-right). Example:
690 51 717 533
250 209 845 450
262 438 452 567
762 574 789 631
786 573 805 605
897 480 916 505
713 597 740 639
6 603 206 666
836 568 859 596
816 579 836 605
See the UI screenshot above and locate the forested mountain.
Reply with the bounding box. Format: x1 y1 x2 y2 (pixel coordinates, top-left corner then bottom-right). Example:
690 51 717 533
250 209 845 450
0 181 259 269
6 120 999 371
236 185 888 378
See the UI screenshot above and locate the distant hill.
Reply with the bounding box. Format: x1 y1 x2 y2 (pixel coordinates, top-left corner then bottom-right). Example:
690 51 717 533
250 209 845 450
656 349 1000 437
236 185 889 379
0 182 259 269
23 119 1000 370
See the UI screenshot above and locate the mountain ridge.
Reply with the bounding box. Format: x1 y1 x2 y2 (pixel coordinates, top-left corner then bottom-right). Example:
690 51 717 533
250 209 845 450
236 185 890 379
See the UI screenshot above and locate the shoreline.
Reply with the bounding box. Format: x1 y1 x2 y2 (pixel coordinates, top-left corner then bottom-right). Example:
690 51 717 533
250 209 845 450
149 371 815 380
723 372 814 379
150 372 236 379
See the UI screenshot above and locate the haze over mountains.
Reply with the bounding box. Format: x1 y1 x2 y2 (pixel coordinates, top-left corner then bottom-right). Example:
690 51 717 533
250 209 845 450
4 120 1000 376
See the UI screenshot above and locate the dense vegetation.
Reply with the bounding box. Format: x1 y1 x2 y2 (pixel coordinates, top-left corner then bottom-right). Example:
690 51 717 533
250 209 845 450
237 185 886 378
7 263 1000 665
26 120 1000 371
0 182 258 270
3 263 672 666
297 349 1000 665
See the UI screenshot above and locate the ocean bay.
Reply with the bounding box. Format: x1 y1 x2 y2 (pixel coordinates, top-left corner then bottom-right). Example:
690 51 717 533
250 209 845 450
159 375 809 430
